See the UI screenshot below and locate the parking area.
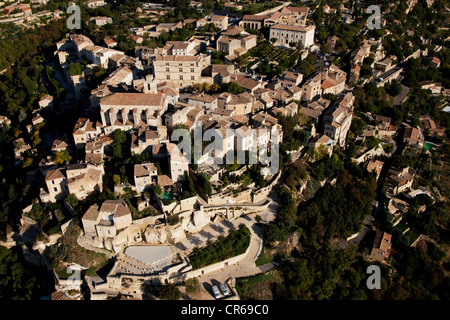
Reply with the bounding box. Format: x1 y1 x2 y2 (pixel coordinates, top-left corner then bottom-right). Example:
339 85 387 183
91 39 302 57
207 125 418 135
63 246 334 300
201 278 236 300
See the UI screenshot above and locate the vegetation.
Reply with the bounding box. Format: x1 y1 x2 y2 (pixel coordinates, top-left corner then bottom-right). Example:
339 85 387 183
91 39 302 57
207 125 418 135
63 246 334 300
157 283 181 300
68 63 83 76
185 277 201 294
0 246 42 299
112 129 127 158
189 224 251 270
55 150 72 165
197 172 212 196
236 269 282 300
47 220 109 273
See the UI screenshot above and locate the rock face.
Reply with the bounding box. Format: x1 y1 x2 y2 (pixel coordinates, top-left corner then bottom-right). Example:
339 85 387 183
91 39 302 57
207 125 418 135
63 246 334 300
190 210 210 233
167 225 186 243
144 225 167 244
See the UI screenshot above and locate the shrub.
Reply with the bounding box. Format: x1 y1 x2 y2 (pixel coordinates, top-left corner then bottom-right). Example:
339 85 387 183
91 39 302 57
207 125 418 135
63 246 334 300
185 277 201 294
158 283 181 300
167 215 181 226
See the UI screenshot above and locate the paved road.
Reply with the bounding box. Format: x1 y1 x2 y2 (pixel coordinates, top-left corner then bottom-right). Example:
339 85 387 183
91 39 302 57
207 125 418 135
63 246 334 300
393 85 410 106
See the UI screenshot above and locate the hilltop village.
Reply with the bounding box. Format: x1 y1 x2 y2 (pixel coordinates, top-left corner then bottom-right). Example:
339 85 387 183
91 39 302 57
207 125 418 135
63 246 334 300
0 0 449 301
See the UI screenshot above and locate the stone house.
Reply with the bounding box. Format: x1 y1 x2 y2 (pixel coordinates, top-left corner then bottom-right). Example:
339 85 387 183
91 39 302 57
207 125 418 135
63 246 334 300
387 167 415 195
370 231 392 262
40 163 104 203
323 92 354 147
166 143 190 182
134 162 158 192
211 15 228 30
403 126 425 148
82 200 132 239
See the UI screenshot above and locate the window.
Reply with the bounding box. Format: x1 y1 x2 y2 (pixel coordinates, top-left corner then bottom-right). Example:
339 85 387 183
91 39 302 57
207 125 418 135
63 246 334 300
51 180 55 185
166 67 169 72
167 75 170 80
190 68 194 73
53 187 58 192
179 67 183 72
180 75 183 80
191 76 195 80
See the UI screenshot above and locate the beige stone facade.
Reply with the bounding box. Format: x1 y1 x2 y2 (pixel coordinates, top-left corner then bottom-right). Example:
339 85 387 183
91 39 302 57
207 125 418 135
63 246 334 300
269 24 315 47
82 200 132 239
323 92 354 147
99 93 168 134
41 163 104 203
134 162 158 192
152 54 211 88
211 15 228 30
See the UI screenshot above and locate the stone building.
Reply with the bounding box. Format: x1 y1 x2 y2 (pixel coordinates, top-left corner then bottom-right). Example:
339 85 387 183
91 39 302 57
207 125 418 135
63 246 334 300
40 163 104 203
323 92 354 147
269 24 315 47
370 231 392 262
82 200 132 239
134 162 158 192
152 54 211 88
99 93 168 134
211 15 228 30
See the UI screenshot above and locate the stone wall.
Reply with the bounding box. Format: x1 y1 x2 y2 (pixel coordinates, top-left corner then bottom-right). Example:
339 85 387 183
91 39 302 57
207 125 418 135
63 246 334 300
180 238 252 280
228 166 247 177
179 196 197 212
232 189 252 203
207 190 234 205
106 259 188 289
114 184 138 195
252 172 281 203
203 201 271 221
131 214 165 226
353 146 385 165
207 188 253 205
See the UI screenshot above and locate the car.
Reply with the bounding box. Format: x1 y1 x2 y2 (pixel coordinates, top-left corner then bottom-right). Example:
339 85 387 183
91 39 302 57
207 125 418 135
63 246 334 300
220 282 229 296
212 285 221 299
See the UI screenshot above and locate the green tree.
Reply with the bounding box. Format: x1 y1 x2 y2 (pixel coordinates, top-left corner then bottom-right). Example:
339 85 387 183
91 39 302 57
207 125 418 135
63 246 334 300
199 173 212 196
69 62 83 76
55 150 72 165
113 129 127 144
350 118 367 136
185 277 201 294
0 246 39 300
156 162 162 175
223 82 244 94
158 283 181 300
113 174 121 186
154 184 162 196
113 143 122 158
185 171 195 194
